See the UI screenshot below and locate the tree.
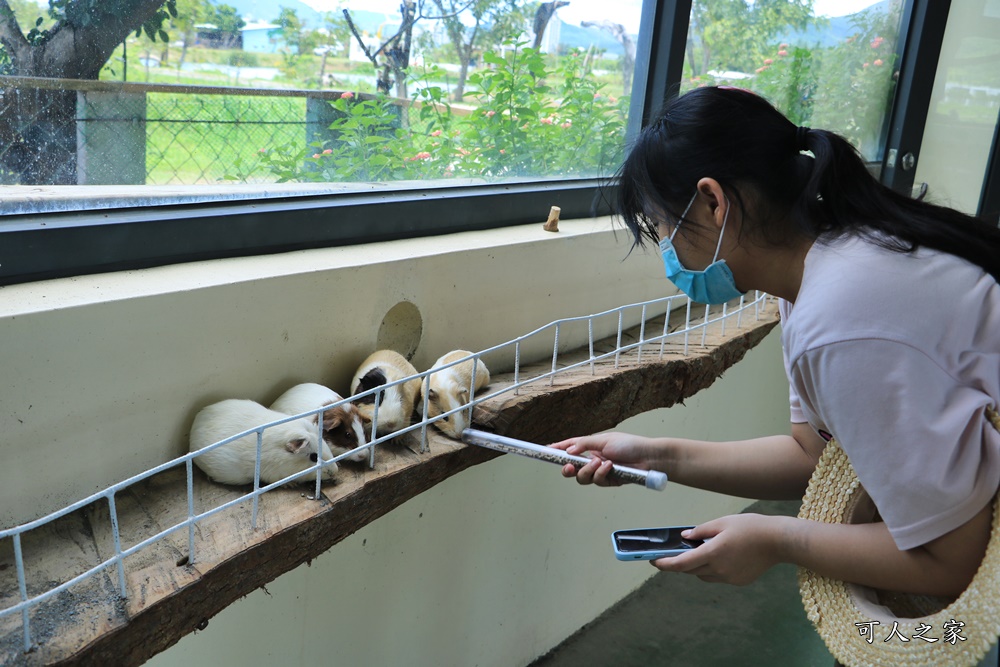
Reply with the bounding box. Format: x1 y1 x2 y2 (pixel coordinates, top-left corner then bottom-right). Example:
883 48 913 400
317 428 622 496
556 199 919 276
172 0 211 74
270 6 306 69
314 9 350 87
580 19 635 95
430 0 529 101
344 0 420 97
687 0 813 77
0 0 176 183
208 3 245 49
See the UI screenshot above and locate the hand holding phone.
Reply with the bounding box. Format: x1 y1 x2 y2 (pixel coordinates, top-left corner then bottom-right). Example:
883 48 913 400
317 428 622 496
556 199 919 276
611 526 706 561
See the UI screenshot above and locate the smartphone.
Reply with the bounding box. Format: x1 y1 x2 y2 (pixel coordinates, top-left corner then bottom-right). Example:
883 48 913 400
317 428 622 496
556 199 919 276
611 526 705 561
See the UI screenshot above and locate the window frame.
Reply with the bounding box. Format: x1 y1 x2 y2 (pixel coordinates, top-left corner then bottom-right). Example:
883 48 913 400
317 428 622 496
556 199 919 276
878 0 953 194
0 0 953 286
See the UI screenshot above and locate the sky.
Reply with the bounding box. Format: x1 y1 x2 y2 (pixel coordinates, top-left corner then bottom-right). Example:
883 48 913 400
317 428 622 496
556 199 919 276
301 0 884 33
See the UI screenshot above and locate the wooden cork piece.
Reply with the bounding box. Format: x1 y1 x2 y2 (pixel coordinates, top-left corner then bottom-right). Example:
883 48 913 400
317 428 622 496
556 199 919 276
543 206 560 232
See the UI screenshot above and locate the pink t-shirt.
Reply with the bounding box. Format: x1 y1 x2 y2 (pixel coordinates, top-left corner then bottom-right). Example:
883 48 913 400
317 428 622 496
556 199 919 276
780 234 1000 550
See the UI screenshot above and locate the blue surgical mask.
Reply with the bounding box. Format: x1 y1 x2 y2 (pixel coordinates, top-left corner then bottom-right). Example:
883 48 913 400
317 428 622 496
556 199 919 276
659 193 746 304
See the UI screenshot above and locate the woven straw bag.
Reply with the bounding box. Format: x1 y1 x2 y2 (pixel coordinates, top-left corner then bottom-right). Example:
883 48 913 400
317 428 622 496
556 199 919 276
797 407 1000 667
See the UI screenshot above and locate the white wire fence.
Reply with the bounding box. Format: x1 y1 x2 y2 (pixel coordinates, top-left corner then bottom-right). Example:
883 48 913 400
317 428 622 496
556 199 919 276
0 290 773 655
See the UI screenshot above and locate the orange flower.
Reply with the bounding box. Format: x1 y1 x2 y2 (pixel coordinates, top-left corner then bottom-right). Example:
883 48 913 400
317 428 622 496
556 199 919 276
874 59 884 66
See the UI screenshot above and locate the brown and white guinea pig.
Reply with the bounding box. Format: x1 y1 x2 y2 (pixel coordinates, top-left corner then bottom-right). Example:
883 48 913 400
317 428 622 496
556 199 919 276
419 350 490 439
269 383 368 463
189 398 337 486
349 350 422 438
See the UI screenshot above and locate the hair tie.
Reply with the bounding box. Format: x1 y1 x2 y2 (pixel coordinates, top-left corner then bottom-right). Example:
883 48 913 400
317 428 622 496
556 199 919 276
796 126 811 151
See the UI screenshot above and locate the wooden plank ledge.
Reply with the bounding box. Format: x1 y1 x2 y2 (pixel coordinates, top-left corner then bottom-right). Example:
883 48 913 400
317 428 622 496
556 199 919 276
0 302 779 666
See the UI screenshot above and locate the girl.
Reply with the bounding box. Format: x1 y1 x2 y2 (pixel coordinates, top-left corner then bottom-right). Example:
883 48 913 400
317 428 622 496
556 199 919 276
553 86 1000 601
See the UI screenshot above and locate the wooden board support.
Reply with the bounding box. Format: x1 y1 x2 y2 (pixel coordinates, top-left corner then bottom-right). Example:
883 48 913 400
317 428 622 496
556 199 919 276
0 302 779 666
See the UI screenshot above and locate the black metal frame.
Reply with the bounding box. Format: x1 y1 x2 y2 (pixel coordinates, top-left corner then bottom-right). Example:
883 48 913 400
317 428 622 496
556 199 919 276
980 116 1000 224
627 0 692 140
879 0 953 194
0 179 624 285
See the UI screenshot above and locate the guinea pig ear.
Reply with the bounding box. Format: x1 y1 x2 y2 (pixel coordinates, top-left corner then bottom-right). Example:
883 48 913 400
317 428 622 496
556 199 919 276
427 388 439 401
285 438 308 454
322 409 343 431
458 388 469 401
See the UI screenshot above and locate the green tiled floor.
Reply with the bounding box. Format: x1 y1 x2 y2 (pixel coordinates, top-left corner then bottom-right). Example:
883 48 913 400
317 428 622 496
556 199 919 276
529 500 836 667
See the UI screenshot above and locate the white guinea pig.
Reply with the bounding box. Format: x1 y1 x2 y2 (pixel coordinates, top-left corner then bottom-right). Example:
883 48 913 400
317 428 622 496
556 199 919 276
350 350 422 438
189 398 337 486
269 383 368 463
420 350 490 439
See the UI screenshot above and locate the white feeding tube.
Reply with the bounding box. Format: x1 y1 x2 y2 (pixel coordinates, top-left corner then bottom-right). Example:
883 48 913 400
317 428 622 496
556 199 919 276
462 429 668 491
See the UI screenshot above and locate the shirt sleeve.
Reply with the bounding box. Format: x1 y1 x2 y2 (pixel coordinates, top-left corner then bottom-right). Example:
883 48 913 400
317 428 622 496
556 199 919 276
778 299 807 424
790 338 1000 550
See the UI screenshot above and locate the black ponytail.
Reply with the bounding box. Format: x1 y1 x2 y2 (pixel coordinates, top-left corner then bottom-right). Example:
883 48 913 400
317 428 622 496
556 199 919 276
618 86 1000 283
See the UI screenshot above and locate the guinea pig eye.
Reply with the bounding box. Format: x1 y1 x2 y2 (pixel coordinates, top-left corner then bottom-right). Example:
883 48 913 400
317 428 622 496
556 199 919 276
309 453 318 462
442 416 449 422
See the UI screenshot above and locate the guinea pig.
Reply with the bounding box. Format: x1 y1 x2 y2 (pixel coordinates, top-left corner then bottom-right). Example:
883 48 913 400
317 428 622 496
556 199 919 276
350 350 422 438
269 383 368 463
189 398 337 486
419 350 490 439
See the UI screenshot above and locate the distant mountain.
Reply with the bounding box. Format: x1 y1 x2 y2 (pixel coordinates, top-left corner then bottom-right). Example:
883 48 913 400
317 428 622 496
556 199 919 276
558 21 630 56
224 0 392 33
224 0 320 25
777 0 896 48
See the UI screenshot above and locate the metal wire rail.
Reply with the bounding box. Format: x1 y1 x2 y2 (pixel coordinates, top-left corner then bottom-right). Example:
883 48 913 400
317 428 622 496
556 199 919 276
0 290 772 654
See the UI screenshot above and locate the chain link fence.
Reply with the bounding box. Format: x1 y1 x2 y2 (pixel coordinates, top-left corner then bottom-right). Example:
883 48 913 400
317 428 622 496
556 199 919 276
0 76 384 187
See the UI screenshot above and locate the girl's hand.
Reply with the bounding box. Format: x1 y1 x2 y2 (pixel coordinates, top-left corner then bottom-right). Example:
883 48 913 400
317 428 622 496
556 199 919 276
651 514 783 585
548 432 661 486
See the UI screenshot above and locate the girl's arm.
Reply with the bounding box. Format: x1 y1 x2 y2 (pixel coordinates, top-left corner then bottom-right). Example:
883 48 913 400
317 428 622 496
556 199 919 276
662 501 993 597
557 421 827 500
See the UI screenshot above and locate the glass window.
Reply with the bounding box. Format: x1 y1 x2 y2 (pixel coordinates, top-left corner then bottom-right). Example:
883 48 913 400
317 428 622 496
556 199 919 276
914 0 1000 215
0 0 642 204
679 0 906 162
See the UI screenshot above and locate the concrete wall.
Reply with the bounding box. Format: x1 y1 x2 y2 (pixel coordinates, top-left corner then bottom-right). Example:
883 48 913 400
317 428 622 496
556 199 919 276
0 218 790 665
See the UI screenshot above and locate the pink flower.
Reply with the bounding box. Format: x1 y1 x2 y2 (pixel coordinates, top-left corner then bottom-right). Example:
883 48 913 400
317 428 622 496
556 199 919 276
540 117 554 125
499 149 506 154
457 148 471 156
609 95 617 103
779 43 789 49
560 122 571 129
313 153 322 158
764 58 773 65
431 130 442 137
258 148 267 154
756 66 768 73
863 62 870 68
777 49 788 57
871 36 885 48
340 91 354 99
322 149 333 154
873 59 884 66
485 110 495 117
409 151 432 161
593 93 602 100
